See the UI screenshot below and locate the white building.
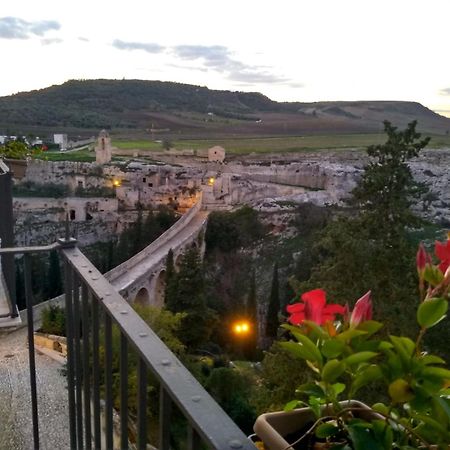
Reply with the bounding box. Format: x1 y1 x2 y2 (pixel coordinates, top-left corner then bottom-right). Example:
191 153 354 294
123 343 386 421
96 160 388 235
54 134 68 151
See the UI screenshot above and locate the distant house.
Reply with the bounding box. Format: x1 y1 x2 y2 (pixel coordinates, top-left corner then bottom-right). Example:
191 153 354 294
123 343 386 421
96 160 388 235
208 146 226 163
54 134 68 151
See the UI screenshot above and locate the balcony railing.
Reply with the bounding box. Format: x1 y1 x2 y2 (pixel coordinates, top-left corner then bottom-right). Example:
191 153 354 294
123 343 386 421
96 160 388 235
0 236 256 450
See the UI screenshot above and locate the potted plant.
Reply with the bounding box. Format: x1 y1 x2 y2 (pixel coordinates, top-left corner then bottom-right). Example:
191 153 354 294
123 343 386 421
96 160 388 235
254 237 450 449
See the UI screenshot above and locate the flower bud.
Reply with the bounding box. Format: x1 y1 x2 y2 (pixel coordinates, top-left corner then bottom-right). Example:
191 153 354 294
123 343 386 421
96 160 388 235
350 291 372 327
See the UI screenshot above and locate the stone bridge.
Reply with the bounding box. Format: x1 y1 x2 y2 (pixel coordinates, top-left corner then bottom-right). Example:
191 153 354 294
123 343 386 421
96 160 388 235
104 193 208 306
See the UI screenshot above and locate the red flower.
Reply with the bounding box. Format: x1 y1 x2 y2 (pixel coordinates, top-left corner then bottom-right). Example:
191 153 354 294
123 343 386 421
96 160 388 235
349 291 372 327
435 238 450 274
286 289 346 326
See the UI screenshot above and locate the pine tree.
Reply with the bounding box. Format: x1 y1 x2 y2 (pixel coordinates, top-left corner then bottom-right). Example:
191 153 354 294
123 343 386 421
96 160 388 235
265 263 280 340
352 120 429 242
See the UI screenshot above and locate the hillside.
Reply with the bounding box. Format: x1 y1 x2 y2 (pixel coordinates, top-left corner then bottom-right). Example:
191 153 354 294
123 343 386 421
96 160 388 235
0 79 449 138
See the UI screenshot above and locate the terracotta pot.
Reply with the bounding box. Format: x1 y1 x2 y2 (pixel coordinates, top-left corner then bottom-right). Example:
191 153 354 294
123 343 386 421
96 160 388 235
4 158 28 179
254 400 378 450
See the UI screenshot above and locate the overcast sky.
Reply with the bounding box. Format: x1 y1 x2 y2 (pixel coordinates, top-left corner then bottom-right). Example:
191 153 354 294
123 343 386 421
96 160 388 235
1 0 449 116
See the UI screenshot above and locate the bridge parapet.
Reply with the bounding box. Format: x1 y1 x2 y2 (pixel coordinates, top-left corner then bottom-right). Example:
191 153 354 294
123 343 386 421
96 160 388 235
105 192 203 284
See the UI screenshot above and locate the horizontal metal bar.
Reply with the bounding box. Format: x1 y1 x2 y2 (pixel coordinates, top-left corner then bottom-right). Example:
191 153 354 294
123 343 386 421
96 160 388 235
62 246 256 450
0 241 66 255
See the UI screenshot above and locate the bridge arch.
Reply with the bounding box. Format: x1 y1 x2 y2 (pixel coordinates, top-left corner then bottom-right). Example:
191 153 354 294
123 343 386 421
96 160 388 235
134 287 150 305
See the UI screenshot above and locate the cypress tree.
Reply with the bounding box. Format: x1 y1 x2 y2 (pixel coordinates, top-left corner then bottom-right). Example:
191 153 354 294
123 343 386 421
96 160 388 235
45 250 63 299
168 247 213 350
164 249 177 311
245 269 258 358
265 263 280 340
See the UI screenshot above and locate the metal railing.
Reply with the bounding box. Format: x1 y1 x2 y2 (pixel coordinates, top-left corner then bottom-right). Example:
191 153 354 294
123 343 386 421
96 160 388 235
0 236 256 450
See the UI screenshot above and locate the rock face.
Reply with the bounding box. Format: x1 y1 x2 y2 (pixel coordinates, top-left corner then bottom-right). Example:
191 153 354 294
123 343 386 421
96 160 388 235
12 147 450 246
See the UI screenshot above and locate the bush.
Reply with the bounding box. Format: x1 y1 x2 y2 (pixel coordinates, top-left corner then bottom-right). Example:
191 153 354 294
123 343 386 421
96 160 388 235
40 304 66 336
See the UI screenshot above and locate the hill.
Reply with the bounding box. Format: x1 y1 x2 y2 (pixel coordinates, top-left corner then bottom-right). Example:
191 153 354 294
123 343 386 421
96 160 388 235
0 79 449 138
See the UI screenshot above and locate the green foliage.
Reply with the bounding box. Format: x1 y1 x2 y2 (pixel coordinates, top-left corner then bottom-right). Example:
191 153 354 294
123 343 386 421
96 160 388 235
40 305 66 336
74 185 115 197
43 250 63 299
265 263 280 340
99 305 185 416
165 247 216 351
205 206 265 252
114 206 177 265
0 140 41 159
352 120 429 241
278 239 450 449
12 181 69 197
205 367 256 434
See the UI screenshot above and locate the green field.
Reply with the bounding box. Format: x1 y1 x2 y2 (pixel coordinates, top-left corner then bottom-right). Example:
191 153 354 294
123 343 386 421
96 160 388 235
113 133 450 155
37 133 450 162
37 148 96 162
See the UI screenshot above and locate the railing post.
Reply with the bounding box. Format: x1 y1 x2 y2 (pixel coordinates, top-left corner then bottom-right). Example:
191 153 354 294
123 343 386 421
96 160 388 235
0 161 17 317
23 253 40 449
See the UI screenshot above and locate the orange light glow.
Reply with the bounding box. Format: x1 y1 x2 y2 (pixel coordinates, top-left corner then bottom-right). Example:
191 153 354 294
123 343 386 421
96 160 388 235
232 320 250 336
208 177 215 186
113 179 121 187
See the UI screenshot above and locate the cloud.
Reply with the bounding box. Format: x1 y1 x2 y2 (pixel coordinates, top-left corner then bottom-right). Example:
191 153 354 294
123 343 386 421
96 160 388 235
0 16 60 39
172 44 292 85
41 37 63 46
78 37 89 42
440 88 450 96
112 39 165 53
113 40 302 87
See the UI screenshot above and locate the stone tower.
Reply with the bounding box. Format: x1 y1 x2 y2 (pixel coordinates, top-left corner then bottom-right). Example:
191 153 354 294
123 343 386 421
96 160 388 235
95 129 112 164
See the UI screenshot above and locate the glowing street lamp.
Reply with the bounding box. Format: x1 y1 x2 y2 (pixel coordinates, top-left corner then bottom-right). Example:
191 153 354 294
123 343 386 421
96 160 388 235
208 177 215 186
113 179 121 187
232 320 251 336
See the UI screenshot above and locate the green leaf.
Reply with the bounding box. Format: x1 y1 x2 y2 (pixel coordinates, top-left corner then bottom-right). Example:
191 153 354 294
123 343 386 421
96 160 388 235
322 359 345 383
372 402 389 415
332 383 346 395
344 351 378 366
322 339 345 358
296 382 326 398
315 422 340 439
346 423 384 450
280 341 316 362
389 336 415 369
421 366 450 380
284 400 301 412
337 329 367 342
421 354 446 365
417 298 448 329
423 265 444 286
351 365 383 395
302 320 329 339
290 331 323 366
356 320 383 337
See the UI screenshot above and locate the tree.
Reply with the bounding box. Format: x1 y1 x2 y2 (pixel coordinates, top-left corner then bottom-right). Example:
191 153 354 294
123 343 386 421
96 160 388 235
294 122 430 335
44 250 63 299
164 249 177 311
352 120 429 242
265 262 280 340
165 247 215 350
245 269 258 358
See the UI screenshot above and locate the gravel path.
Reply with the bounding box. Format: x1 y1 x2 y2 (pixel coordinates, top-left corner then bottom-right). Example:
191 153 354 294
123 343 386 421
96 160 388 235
0 328 70 450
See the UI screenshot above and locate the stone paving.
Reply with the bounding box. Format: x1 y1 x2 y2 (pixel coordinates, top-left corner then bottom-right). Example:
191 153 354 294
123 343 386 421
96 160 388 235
0 328 70 450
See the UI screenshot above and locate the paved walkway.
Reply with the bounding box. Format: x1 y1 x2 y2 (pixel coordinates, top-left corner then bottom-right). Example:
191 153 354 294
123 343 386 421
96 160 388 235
0 328 70 450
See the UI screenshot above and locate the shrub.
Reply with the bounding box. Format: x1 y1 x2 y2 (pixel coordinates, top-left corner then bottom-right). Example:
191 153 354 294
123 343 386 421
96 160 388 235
40 304 66 336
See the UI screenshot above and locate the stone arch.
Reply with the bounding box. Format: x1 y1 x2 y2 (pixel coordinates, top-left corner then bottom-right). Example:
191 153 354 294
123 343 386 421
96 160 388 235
154 270 166 307
134 287 150 306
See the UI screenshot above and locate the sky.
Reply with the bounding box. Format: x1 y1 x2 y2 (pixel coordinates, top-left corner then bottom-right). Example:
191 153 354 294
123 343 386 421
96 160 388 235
1 0 449 116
